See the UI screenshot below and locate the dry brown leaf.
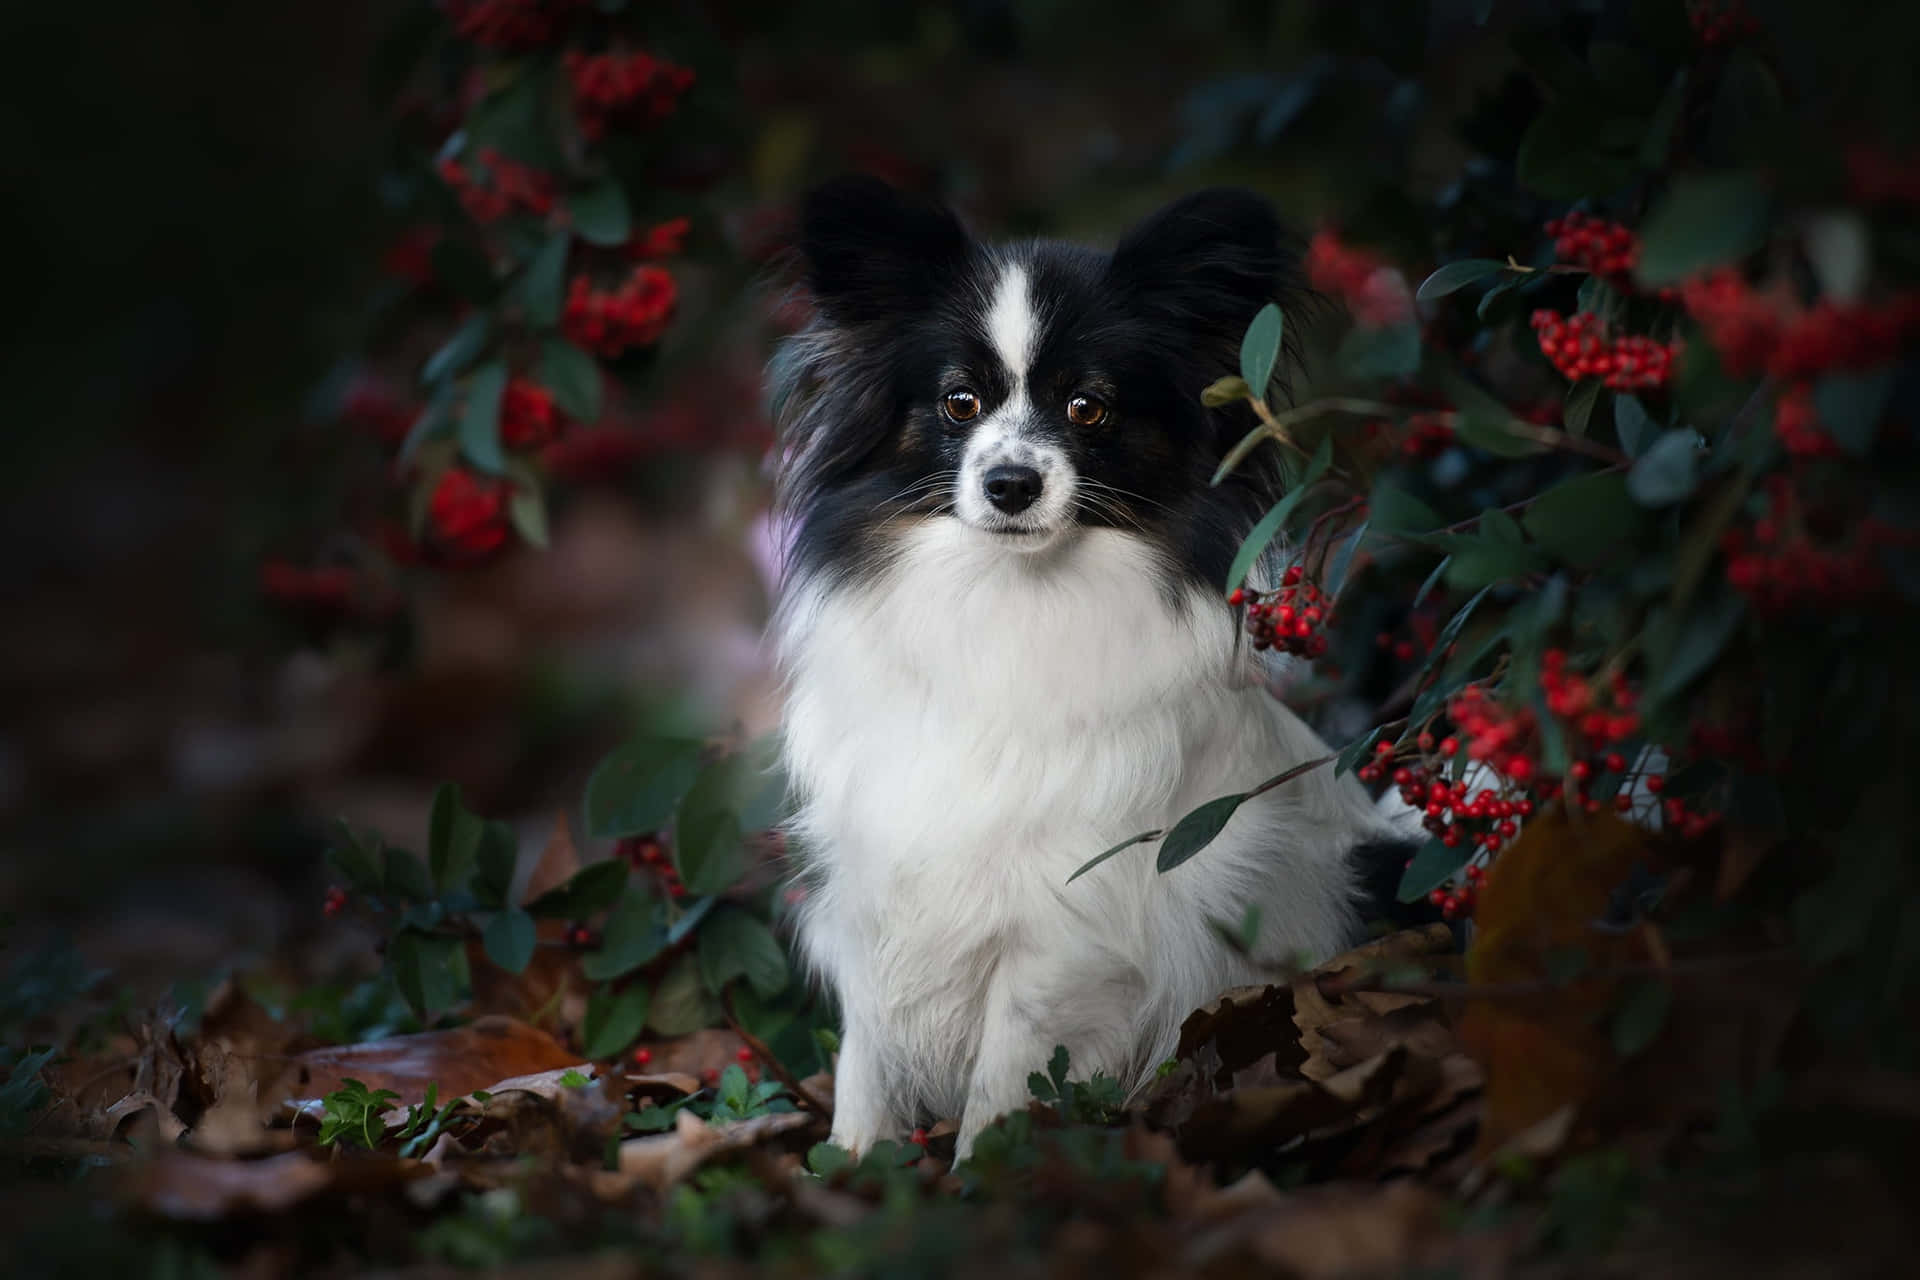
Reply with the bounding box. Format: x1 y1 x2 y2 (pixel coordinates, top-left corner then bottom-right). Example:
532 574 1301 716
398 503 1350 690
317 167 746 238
121 1149 427 1220
1189 1180 1456 1278
521 811 583 905
614 1107 814 1191
1460 808 1650 1154
288 1015 582 1108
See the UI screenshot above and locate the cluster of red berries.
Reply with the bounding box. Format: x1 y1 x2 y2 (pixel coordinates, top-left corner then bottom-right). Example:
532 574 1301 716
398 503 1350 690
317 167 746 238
446 0 579 51
438 148 556 224
1681 270 1920 380
1770 384 1842 459
1531 310 1678 391
1305 229 1413 330
1722 476 1888 613
428 467 512 561
1229 566 1329 658
563 266 678 358
1545 213 1679 300
502 377 564 448
1399 412 1454 460
1686 0 1759 45
323 886 349 918
617 833 687 898
1546 212 1638 279
1539 650 1642 755
563 49 695 141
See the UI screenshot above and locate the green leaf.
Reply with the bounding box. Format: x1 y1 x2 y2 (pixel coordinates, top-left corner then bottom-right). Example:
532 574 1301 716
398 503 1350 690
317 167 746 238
472 821 518 910
508 484 548 550
808 1142 853 1176
388 931 462 1023
422 313 492 387
1613 393 1659 457
665 895 717 947
1635 172 1770 287
1370 478 1441 534
1648 586 1745 704
585 738 704 840
459 362 509 475
1524 471 1645 567
647 952 722 1035
1627 430 1702 507
1222 436 1329 592
583 889 667 981
1238 303 1285 398
384 848 434 904
1445 537 1542 589
525 859 629 919
1813 370 1894 456
1454 413 1546 457
1155 793 1249 874
539 338 603 424
675 805 743 899
581 982 650 1060
483 907 536 975
1068 829 1160 883
523 231 569 328
1416 259 1507 302
1200 375 1251 408
1476 275 1525 321
697 906 791 999
1611 978 1672 1058
1335 323 1421 381
569 177 632 247
329 824 386 895
428 783 484 895
1396 838 1467 903
1564 380 1603 438
1517 100 1641 201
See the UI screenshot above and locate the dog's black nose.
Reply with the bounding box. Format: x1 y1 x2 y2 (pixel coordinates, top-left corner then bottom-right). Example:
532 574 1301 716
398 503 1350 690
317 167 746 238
983 465 1042 514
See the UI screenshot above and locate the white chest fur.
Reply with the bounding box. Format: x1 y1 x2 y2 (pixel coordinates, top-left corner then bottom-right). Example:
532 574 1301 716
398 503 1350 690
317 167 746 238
776 521 1390 1151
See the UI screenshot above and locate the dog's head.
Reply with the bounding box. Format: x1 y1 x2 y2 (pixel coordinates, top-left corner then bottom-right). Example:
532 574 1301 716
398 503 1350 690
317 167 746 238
773 177 1303 582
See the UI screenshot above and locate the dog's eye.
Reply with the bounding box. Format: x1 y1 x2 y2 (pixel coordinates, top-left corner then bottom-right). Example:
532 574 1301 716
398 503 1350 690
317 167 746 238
943 389 981 422
1066 394 1108 426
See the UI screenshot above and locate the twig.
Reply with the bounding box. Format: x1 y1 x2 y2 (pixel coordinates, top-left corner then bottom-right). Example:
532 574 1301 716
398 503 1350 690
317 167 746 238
720 988 832 1119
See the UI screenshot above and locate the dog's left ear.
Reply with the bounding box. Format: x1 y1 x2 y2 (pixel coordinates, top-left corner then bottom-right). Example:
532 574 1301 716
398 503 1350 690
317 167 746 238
1108 188 1300 369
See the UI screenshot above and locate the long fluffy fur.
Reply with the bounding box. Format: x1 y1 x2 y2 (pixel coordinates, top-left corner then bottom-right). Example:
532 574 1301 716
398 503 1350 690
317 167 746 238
769 178 1415 1156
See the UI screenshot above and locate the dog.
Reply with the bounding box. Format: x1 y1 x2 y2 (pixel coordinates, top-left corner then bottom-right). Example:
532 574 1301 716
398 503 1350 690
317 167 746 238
769 177 1419 1157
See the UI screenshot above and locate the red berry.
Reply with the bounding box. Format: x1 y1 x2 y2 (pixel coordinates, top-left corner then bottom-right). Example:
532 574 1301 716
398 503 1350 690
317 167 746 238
736 1047 755 1064
1614 793 1633 812
910 1127 930 1147
1440 737 1459 756
1645 775 1666 794
1227 588 1245 606
634 1047 653 1067
1604 752 1626 773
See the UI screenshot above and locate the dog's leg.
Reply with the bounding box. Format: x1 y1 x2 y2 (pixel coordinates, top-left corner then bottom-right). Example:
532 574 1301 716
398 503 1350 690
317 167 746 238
825 1013 900 1157
954 956 1139 1159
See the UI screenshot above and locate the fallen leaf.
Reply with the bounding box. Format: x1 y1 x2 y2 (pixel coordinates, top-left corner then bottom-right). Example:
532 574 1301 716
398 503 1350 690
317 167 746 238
121 1149 427 1220
521 810 583 905
615 1107 814 1191
288 1015 581 1109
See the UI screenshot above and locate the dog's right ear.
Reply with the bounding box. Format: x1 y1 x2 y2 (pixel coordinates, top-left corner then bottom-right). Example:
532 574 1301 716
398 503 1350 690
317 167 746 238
797 176 973 323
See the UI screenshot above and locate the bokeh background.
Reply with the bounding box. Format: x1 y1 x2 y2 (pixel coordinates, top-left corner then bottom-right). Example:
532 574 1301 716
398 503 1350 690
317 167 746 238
1 0 1861 989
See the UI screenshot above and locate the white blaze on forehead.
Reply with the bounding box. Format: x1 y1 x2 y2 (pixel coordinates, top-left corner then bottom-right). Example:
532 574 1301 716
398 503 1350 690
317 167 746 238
985 262 1038 384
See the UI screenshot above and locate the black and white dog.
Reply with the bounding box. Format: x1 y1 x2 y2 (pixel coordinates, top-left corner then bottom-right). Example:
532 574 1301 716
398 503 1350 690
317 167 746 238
769 178 1417 1156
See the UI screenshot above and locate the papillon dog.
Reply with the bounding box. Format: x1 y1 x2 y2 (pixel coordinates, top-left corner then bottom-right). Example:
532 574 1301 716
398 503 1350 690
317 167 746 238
769 177 1420 1157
